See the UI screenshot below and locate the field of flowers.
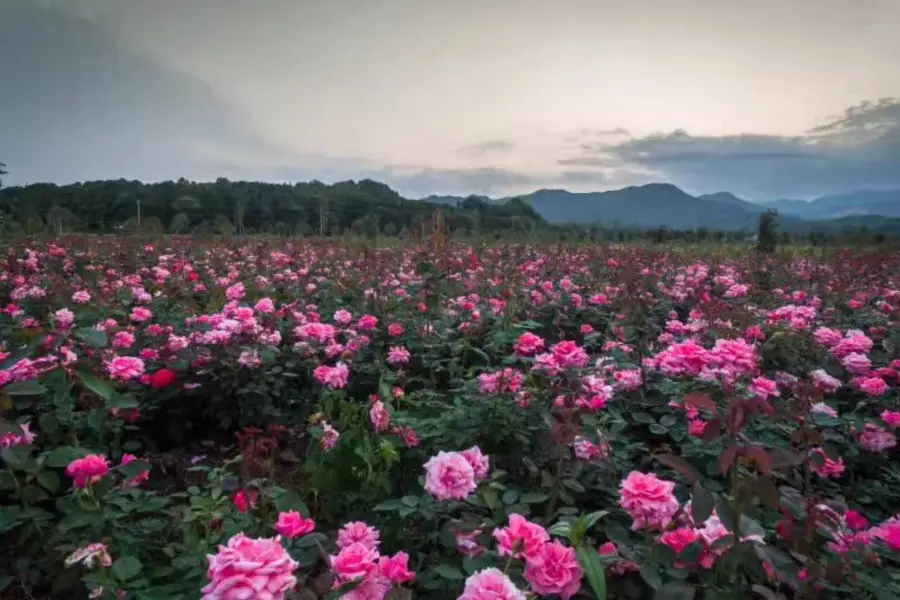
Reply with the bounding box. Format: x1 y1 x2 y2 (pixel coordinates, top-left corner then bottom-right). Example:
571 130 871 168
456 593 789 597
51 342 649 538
2 236 900 600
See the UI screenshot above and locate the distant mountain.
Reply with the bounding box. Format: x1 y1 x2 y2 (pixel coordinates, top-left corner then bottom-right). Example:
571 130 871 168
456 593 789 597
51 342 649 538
419 183 898 232
771 189 900 220
423 184 765 230
696 192 761 213
419 194 490 206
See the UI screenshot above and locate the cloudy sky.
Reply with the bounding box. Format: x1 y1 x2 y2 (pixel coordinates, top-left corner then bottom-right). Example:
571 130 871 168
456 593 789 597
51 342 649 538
2 0 899 200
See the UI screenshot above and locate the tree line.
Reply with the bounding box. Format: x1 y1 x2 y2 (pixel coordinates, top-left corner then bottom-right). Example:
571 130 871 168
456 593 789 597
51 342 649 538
0 177 545 237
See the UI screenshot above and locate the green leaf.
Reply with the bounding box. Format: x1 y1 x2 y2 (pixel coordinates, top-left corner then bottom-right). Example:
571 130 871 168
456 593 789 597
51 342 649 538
640 565 662 590
76 369 116 401
294 532 327 548
1 446 31 469
373 499 406 512
108 394 139 409
401 495 419 508
481 488 499 510
274 491 310 516
691 482 714 523
75 328 108 349
548 521 573 540
562 479 585 493
36 469 60 494
43 446 86 468
2 380 46 396
502 489 520 505
520 492 549 504
583 510 609 531
112 556 143 581
654 581 696 600
38 413 58 436
577 545 607 600
434 564 464 580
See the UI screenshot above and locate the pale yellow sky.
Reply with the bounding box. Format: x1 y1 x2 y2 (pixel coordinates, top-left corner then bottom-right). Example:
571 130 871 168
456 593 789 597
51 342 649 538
82 0 898 165
5 0 900 197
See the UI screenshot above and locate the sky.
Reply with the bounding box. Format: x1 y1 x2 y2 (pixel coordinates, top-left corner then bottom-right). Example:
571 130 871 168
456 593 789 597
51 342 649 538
1 0 899 200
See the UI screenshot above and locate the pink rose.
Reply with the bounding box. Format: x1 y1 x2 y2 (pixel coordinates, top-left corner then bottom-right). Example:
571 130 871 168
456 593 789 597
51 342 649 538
460 446 490 481
202 534 298 600
330 542 379 582
619 471 680 530
493 514 550 560
66 454 110 488
378 551 415 584
459 568 526 600
523 541 583 600
274 511 315 539
106 356 146 380
337 522 380 550
423 451 477 501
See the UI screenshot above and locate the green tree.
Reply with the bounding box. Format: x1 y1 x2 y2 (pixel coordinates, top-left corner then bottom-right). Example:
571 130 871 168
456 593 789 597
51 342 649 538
757 210 778 254
46 205 79 235
169 212 191 234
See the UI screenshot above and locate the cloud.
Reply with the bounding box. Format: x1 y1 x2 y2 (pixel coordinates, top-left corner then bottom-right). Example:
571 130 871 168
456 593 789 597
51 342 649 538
457 140 517 158
573 99 900 199
0 0 280 185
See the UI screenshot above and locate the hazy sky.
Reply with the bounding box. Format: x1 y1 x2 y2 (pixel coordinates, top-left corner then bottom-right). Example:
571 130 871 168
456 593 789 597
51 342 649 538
2 0 899 199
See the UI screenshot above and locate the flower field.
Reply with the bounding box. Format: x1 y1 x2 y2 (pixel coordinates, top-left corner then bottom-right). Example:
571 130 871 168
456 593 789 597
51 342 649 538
2 236 900 600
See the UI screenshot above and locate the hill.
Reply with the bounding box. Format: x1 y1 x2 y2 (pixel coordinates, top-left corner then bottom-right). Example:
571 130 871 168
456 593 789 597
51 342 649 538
426 184 899 233
770 189 900 220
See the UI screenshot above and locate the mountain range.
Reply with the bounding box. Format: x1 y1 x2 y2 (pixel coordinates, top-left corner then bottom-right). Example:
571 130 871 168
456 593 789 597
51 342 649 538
421 184 900 233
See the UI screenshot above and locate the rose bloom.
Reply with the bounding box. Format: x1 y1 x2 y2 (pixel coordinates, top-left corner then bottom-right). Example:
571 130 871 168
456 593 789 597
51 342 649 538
573 437 609 461
369 400 390 433
857 376 888 397
660 526 700 556
841 352 871 375
459 568 526 600
423 451 477 501
386 346 411 366
66 454 111 488
493 514 550 560
460 446 490 481
523 540 583 600
810 369 842 393
337 522 380 550
106 356 145 380
514 332 545 356
150 368 176 390
619 471 680 530
810 402 838 418
882 410 900 428
202 533 298 600
330 542 379 582
255 297 275 313
810 448 845 478
378 551 415 584
274 511 315 539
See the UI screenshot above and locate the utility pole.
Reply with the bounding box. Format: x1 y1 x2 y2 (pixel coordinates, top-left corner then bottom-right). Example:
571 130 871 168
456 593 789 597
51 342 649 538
319 195 325 236
136 197 141 227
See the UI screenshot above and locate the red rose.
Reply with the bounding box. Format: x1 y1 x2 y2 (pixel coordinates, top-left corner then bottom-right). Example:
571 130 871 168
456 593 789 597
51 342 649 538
150 368 176 390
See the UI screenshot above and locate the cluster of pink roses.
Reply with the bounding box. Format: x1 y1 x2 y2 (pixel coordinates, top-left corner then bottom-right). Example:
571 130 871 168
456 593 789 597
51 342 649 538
329 521 415 600
491 514 584 599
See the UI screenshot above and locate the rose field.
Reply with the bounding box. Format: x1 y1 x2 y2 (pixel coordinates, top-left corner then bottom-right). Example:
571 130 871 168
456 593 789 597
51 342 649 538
3 236 900 600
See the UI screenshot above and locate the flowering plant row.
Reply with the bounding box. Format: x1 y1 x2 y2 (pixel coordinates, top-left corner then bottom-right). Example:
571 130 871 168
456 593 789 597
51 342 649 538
2 237 900 599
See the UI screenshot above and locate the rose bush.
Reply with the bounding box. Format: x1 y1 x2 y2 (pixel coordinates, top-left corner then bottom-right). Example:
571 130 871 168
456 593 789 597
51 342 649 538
1 236 900 599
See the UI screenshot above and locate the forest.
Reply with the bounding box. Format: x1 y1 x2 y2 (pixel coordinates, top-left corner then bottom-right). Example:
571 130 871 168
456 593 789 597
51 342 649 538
0 177 545 237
